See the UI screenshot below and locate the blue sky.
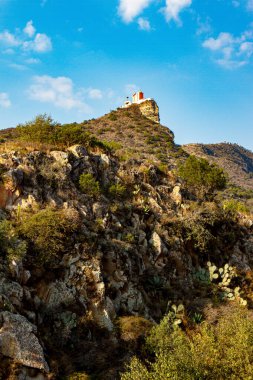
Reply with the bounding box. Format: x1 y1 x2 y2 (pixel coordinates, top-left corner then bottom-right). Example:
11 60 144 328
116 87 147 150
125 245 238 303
0 0 253 150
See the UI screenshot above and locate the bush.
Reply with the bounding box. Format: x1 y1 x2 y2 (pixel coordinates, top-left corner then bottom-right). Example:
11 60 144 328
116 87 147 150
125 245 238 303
20 208 79 265
16 114 100 149
118 316 153 343
121 306 253 380
79 174 100 197
67 373 90 380
108 183 127 199
0 219 27 262
17 114 59 144
223 199 249 215
178 155 227 197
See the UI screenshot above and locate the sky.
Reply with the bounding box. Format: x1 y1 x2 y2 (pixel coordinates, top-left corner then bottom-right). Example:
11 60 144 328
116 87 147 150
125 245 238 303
0 0 253 150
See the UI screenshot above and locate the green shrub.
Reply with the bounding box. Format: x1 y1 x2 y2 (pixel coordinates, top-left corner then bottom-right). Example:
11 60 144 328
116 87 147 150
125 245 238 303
17 114 59 144
0 219 27 262
16 114 102 149
223 199 249 214
79 173 100 196
67 373 90 380
108 112 118 121
20 208 79 265
178 155 227 197
100 140 122 153
108 183 127 199
121 306 253 380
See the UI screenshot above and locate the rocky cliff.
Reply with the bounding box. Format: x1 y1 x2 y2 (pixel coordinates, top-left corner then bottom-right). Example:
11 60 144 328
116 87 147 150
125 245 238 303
0 107 252 379
138 99 160 123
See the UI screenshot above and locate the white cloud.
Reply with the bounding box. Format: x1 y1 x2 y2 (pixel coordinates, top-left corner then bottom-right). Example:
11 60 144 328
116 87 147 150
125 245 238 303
0 92 11 108
203 29 253 69
162 0 192 23
23 33 52 52
0 30 19 46
0 21 52 55
203 32 234 51
118 0 152 23
28 75 91 113
138 17 151 31
87 88 103 99
23 20 36 38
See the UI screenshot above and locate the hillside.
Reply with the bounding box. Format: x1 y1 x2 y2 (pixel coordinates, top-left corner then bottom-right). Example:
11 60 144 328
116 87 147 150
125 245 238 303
0 103 252 379
183 143 253 190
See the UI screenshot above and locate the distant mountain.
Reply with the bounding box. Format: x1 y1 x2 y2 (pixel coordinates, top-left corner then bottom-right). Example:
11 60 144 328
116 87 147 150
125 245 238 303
182 143 253 189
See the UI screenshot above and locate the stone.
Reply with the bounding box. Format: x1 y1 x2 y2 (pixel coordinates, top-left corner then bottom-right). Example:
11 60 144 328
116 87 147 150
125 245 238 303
0 311 49 372
138 99 160 123
50 151 68 164
149 231 162 256
38 281 76 309
67 144 88 157
171 185 182 205
99 154 110 168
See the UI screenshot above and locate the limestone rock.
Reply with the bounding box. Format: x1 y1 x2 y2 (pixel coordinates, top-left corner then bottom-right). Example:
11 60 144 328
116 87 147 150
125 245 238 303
50 151 68 164
138 99 160 123
171 185 182 205
67 144 88 157
0 311 49 372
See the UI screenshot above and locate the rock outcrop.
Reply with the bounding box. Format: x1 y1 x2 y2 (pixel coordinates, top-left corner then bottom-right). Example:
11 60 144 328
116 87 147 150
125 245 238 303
138 99 160 123
0 312 49 372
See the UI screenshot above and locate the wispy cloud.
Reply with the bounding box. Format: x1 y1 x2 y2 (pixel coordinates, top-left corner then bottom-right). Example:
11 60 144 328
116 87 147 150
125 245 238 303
0 20 52 54
203 29 253 69
87 88 103 99
161 0 192 24
0 92 11 108
138 17 151 31
27 75 92 113
118 0 152 23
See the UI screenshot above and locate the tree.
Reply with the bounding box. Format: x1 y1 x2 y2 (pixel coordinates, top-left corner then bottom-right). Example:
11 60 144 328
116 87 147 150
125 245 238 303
16 114 59 144
178 155 227 198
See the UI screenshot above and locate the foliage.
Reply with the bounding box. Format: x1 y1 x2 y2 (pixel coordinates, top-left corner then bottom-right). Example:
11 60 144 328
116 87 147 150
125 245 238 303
0 219 27 262
223 199 249 215
121 306 253 380
79 173 100 197
178 155 227 197
20 207 79 265
166 303 185 326
54 123 92 147
17 114 59 144
16 114 105 150
108 183 127 199
100 140 122 153
67 373 90 380
193 262 247 305
118 316 153 343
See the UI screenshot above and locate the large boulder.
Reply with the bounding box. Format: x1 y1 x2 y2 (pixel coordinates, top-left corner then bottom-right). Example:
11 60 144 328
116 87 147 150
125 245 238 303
0 312 49 372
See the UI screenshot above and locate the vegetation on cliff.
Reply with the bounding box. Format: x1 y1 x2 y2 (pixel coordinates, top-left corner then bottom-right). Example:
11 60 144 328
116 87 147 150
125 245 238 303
0 105 252 379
